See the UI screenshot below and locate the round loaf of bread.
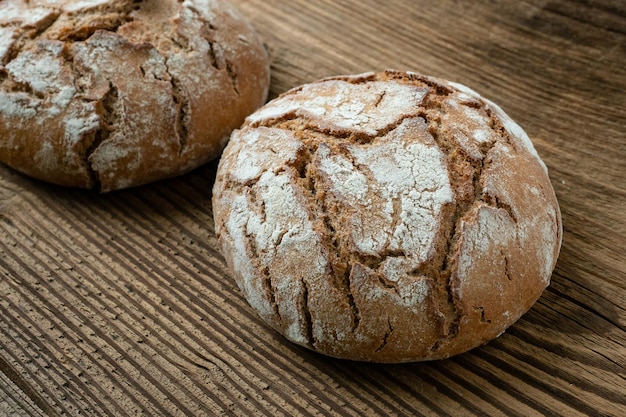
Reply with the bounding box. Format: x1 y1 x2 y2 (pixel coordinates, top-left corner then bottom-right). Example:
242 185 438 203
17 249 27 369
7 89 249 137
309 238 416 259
212 70 562 363
0 0 270 192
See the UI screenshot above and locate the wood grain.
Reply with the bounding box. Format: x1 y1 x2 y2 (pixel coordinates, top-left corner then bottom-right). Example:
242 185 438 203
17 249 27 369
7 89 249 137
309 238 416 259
1 0 625 415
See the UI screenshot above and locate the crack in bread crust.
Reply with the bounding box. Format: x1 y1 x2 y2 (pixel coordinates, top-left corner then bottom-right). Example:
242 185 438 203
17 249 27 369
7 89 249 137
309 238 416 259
164 64 191 156
214 70 561 362
307 150 361 335
417 92 500 353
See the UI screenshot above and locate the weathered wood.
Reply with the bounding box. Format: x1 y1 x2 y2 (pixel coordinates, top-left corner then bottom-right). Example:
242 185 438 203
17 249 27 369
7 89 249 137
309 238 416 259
1 0 625 415
0 364 47 417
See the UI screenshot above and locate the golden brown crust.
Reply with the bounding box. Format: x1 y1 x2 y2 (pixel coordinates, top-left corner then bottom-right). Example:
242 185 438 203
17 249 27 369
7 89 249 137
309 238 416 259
0 0 270 191
212 70 562 363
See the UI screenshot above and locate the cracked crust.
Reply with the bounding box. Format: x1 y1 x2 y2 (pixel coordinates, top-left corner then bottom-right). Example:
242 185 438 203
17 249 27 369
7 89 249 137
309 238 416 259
212 70 562 363
0 0 270 191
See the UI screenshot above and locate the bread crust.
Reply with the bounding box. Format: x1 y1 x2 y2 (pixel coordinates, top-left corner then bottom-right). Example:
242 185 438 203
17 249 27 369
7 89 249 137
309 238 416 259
212 70 562 362
0 0 270 191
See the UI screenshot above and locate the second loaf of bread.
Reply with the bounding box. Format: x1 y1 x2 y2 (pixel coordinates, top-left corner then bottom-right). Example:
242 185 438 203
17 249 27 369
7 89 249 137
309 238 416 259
0 0 270 191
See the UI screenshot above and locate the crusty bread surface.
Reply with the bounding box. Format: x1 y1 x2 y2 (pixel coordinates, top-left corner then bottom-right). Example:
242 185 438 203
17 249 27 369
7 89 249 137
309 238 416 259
0 0 270 191
212 70 562 363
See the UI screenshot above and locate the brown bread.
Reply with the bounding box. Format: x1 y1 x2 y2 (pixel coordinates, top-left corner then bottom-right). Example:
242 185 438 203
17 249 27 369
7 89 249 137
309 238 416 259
0 0 270 191
212 70 562 363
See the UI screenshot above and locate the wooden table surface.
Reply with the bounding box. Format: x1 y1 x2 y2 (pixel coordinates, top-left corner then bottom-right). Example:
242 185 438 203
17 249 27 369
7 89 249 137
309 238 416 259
1 0 625 416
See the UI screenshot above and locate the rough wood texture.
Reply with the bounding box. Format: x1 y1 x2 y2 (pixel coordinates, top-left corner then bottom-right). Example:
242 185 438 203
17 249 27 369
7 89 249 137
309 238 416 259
1 0 624 415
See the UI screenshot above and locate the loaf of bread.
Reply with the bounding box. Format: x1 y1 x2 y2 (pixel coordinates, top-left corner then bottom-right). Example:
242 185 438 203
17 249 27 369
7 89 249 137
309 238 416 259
213 70 562 362
0 0 270 191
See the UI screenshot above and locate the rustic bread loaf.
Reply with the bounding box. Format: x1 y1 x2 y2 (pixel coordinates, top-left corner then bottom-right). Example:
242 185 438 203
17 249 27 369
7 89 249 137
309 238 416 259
0 0 270 191
212 70 562 363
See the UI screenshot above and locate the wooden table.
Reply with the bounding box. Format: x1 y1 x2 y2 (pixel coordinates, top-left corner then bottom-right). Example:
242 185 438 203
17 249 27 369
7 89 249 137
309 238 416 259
1 0 625 415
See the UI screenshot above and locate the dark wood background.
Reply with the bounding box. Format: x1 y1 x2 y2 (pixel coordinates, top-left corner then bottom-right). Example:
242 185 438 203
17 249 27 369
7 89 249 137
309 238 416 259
1 0 625 415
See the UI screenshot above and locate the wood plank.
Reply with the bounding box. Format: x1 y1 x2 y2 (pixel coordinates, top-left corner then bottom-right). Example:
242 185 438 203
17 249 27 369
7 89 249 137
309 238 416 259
0 0 625 415
0 367 47 417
